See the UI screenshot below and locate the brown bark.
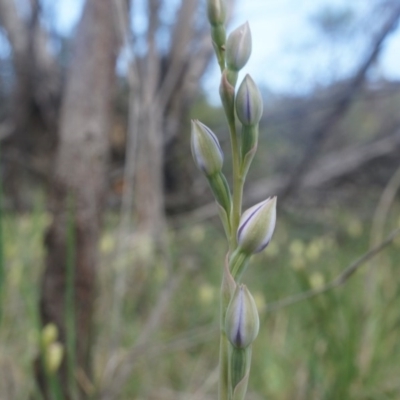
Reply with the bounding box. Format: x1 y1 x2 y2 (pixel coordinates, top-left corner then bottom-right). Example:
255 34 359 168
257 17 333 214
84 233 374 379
38 0 118 398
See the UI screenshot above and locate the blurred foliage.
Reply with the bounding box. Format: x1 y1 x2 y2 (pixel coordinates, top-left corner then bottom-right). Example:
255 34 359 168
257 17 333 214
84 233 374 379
1 195 400 399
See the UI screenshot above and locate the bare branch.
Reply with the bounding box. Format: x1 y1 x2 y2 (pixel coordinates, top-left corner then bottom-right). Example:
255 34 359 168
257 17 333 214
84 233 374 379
157 0 201 111
263 226 400 313
0 0 28 58
99 324 216 400
102 271 185 399
279 4 400 201
175 128 400 226
370 164 400 246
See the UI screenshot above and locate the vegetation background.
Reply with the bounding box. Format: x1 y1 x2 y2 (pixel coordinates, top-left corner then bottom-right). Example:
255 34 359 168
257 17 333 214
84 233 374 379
0 0 400 399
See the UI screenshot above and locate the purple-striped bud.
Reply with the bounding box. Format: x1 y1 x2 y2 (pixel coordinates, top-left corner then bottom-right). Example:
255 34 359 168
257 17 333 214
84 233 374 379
225 284 259 348
236 74 263 126
237 197 277 254
226 22 252 72
191 120 223 176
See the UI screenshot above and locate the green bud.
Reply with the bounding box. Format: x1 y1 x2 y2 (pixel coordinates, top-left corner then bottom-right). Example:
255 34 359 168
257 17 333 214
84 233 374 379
225 284 259 349
41 323 58 349
236 74 263 126
226 22 252 72
237 197 277 255
191 120 231 215
207 0 226 70
207 0 226 26
191 120 223 176
44 342 64 374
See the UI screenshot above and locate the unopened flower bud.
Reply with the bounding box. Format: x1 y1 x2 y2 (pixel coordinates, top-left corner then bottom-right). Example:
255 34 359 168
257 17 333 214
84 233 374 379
226 22 252 72
191 120 223 176
225 284 259 348
207 0 226 26
41 323 58 349
237 197 277 254
236 74 263 126
44 342 64 374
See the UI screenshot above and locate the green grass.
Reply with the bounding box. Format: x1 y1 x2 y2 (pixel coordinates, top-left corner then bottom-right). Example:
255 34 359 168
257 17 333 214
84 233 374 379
1 202 400 399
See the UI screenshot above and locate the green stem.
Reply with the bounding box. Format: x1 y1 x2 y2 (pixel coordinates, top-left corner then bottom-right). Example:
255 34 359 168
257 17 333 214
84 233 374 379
219 260 235 400
39 336 64 400
228 119 244 250
230 250 250 282
65 193 77 398
218 331 229 400
223 89 246 400
219 277 229 400
0 143 3 326
43 359 64 400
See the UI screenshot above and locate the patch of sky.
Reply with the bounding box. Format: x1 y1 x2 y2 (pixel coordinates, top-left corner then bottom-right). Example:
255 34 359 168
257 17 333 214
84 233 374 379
3 0 399 102
202 0 400 104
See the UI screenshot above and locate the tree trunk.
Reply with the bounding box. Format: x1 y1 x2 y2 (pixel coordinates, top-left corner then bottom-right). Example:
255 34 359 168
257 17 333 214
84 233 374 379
133 0 214 240
133 0 165 241
37 0 118 398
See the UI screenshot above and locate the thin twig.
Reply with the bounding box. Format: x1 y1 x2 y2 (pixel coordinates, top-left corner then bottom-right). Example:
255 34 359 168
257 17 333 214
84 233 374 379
263 227 400 313
279 4 400 201
101 271 184 398
370 164 400 247
108 0 140 355
358 164 400 374
173 128 400 227
99 324 216 399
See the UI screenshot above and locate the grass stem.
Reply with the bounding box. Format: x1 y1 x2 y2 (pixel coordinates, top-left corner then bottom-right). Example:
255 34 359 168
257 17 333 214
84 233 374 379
0 144 3 326
66 193 77 398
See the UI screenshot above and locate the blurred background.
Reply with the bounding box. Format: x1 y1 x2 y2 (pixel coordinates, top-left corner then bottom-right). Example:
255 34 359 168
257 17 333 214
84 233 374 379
1 0 400 399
